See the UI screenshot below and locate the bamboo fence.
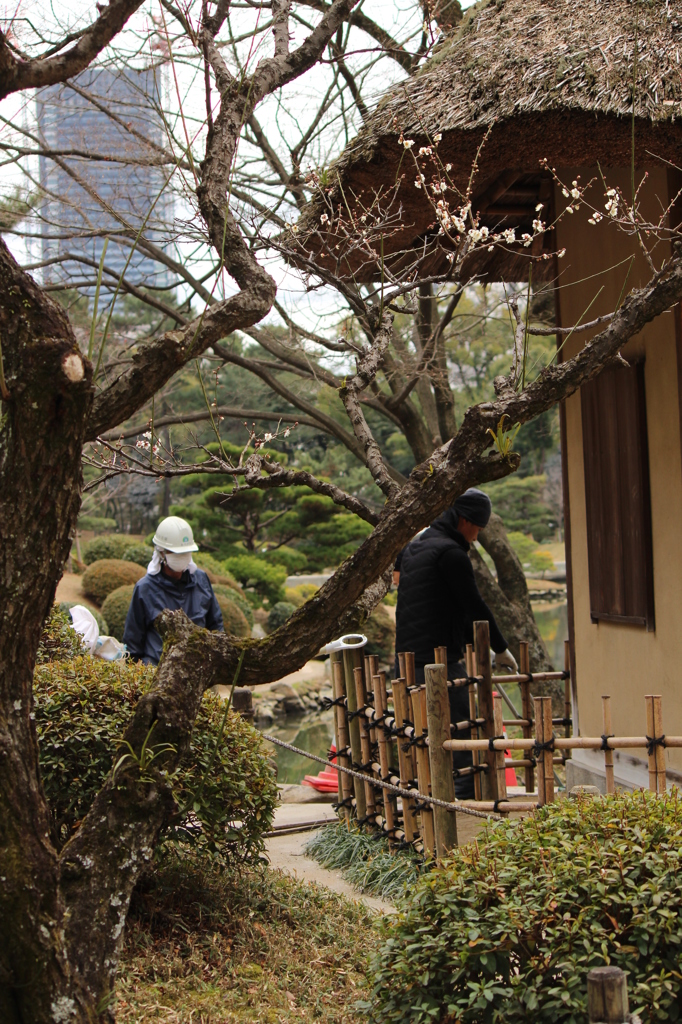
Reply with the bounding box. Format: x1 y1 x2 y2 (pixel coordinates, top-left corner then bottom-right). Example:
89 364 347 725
327 620 673 857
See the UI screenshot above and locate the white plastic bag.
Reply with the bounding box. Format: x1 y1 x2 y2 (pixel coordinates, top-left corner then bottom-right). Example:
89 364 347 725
94 636 127 661
68 604 99 653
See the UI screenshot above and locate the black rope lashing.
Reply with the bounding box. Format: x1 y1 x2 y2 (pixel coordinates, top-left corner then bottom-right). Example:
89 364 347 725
346 705 370 722
533 737 555 758
320 695 346 710
489 735 505 751
646 734 666 756
600 733 614 751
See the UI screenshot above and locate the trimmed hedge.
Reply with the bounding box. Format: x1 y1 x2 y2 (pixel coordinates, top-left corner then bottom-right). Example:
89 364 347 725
366 791 682 1024
82 534 137 565
34 655 278 862
267 601 296 633
215 594 250 637
122 543 153 567
82 559 145 604
212 584 254 628
38 607 86 663
222 554 287 606
101 584 135 641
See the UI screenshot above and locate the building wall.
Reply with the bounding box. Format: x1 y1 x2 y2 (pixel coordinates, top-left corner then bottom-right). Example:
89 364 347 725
555 166 682 790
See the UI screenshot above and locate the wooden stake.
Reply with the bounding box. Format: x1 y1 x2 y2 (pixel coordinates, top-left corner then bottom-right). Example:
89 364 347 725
587 966 630 1023
518 640 534 796
564 639 572 745
330 651 343 808
645 694 666 795
475 620 499 802
424 662 458 856
343 649 366 821
534 695 554 805
372 672 396 836
354 666 376 819
398 651 406 679
392 677 419 842
465 644 482 801
493 695 508 804
406 653 435 855
332 655 353 822
434 646 447 666
602 695 615 795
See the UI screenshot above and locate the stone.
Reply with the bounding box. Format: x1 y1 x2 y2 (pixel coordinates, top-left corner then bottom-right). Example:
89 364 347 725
270 682 297 698
569 784 602 798
282 695 306 714
278 783 336 804
254 706 275 727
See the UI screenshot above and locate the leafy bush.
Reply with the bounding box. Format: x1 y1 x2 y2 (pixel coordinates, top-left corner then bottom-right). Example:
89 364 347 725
82 534 137 565
263 545 308 573
223 554 287 606
101 584 135 641
267 601 297 633
366 791 682 1024
363 604 395 665
193 551 241 590
285 583 319 607
122 543 153 567
507 532 556 574
77 515 118 533
38 607 86 663
215 594 250 637
212 584 254 627
33 656 278 862
58 601 109 636
82 559 145 604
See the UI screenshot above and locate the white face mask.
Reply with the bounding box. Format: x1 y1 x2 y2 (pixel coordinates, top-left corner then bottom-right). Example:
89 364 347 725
165 551 192 572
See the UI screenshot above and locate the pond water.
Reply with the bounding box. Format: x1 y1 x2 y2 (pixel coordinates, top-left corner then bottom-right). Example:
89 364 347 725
260 601 569 785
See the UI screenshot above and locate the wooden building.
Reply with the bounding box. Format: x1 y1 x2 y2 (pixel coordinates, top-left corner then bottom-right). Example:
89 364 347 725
301 0 682 790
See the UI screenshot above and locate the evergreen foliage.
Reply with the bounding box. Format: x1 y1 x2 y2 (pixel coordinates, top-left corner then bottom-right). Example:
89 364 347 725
121 544 154 567
81 559 145 604
267 601 297 632
82 534 138 565
101 585 135 641
214 594 250 636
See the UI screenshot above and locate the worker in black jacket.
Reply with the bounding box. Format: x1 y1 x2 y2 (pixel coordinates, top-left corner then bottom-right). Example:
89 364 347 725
394 488 517 797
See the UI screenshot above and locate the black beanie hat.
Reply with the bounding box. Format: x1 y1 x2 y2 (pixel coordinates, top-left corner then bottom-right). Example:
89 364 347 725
453 488 492 528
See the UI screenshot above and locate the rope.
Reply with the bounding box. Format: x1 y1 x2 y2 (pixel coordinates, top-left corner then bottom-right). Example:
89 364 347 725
262 733 502 820
646 734 666 757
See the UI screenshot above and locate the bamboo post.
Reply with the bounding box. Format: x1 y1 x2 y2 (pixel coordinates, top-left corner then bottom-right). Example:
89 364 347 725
343 649 366 820
392 677 419 842
373 672 397 835
493 695 508 803
475 620 499 802
434 646 447 666
534 695 554 805
564 639 572 746
331 655 353 823
406 653 435 855
354 666 376 819
645 694 666 795
330 651 343 808
518 640 534 795
465 643 482 801
424 662 458 856
587 966 630 1023
602 695 615 795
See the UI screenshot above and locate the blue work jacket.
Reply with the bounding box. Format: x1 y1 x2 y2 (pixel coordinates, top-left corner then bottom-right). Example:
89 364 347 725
123 568 224 665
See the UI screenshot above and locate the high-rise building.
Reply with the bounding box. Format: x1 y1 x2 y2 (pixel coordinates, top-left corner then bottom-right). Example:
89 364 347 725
36 66 175 295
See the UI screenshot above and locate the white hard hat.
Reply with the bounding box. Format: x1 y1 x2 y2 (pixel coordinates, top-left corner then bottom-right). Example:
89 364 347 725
152 516 199 553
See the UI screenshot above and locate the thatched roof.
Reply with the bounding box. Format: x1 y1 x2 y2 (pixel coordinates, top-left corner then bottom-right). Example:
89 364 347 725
297 0 682 283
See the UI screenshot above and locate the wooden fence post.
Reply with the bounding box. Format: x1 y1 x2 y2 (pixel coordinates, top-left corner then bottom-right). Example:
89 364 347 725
424 663 458 857
331 653 353 822
602 695 615 795
405 653 435 856
392 676 419 842
465 643 482 801
493 695 508 803
587 966 629 1023
353 666 376 819
534 695 554 806
645 694 666 794
518 640 534 795
474 620 498 802
373 672 397 836
343 648 366 820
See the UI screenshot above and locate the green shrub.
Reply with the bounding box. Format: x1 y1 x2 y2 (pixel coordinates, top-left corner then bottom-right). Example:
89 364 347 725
81 559 145 604
267 601 296 633
193 552 241 590
38 607 86 663
212 584 254 628
77 515 118 534
366 791 682 1024
58 601 109 636
363 604 395 665
215 594 250 637
82 534 137 565
285 583 319 607
101 584 135 641
223 554 287 606
306 822 419 901
263 545 308 573
121 543 153 567
34 656 278 862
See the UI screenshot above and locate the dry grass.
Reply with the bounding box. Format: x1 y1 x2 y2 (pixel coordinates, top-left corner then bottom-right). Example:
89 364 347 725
116 857 374 1024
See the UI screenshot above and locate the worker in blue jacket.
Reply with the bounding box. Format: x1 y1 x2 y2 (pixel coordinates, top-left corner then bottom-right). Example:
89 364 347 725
123 516 223 665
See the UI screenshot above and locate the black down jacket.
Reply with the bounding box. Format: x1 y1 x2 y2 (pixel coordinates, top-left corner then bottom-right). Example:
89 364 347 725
395 507 507 675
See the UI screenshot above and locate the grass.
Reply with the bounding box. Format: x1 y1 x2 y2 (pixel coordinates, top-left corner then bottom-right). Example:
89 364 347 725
305 822 421 901
116 855 374 1023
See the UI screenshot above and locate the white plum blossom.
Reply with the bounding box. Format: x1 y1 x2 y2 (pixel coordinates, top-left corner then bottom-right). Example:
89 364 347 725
320 213 329 224
445 163 452 171
588 211 604 225
418 146 432 157
434 132 443 142
557 247 567 257
403 138 415 149
566 205 574 214
503 227 516 244
264 432 274 442
522 232 533 247
535 203 544 212
532 218 545 233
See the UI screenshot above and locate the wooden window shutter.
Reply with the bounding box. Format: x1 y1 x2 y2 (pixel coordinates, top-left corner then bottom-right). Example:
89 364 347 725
581 361 655 628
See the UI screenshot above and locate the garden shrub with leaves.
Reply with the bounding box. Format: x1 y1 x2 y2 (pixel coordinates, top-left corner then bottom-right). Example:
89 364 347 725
82 558 145 604
101 584 135 640
34 655 278 862
365 791 682 1024
82 533 137 565
214 593 250 636
121 543 154 567
212 583 254 627
267 600 297 632
38 606 86 663
222 554 287 606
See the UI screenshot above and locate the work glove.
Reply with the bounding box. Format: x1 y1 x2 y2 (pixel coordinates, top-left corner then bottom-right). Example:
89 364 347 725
493 648 518 673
